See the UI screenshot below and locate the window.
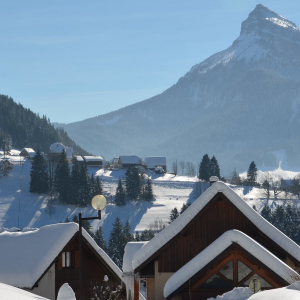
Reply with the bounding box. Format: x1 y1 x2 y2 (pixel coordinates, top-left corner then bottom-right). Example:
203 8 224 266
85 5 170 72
219 260 233 281
238 260 252 282
198 274 233 289
62 252 72 268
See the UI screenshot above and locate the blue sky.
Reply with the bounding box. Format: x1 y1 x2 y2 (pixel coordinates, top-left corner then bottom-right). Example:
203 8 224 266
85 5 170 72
1 1 300 123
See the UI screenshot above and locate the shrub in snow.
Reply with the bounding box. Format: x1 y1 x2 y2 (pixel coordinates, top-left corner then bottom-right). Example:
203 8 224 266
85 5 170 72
57 283 76 300
89 275 125 300
208 287 252 300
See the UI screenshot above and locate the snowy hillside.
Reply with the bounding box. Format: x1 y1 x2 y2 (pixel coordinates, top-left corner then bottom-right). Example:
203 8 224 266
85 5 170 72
0 152 201 240
58 4 300 175
1 151 299 240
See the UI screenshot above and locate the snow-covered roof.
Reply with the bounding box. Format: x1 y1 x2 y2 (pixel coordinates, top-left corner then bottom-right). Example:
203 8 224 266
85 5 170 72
74 155 84 162
132 181 300 271
119 155 141 164
123 242 148 273
164 230 300 298
83 156 103 162
21 148 36 157
50 142 65 153
248 282 300 300
0 283 49 300
0 223 122 288
145 157 166 168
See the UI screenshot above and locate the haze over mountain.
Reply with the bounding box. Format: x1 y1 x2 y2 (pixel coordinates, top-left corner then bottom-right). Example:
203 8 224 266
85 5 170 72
58 4 300 174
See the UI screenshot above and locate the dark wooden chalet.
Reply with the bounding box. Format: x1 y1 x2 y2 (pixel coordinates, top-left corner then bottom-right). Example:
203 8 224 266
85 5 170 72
127 181 300 300
0 223 124 300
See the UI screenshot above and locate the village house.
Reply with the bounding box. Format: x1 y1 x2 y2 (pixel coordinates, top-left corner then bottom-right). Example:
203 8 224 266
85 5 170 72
73 155 85 166
19 148 36 159
118 155 142 169
83 156 103 168
49 142 73 163
0 223 124 300
144 157 167 172
123 180 300 300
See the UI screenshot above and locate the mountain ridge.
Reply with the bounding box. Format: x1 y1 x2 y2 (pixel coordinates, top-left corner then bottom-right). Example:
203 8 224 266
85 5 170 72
58 4 300 174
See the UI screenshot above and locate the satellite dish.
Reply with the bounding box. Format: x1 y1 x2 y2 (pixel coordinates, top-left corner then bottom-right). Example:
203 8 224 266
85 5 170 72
249 278 261 294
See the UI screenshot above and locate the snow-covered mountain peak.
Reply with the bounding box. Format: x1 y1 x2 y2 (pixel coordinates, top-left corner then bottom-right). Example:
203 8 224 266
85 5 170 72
241 4 299 36
186 5 300 76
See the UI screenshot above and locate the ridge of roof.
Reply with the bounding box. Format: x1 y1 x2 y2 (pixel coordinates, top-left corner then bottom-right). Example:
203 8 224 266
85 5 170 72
132 182 300 271
164 230 300 298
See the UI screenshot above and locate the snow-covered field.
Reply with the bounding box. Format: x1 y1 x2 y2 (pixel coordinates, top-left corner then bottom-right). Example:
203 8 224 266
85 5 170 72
1 151 300 240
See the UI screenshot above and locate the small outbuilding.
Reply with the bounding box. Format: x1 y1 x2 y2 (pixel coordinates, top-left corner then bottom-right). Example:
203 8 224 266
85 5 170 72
83 156 103 168
118 156 142 169
49 143 73 163
19 148 36 159
144 157 167 172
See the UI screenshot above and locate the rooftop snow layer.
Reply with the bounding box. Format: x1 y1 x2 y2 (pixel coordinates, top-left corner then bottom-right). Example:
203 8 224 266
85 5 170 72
0 223 122 288
248 281 300 300
144 157 166 168
164 230 300 298
123 242 148 273
83 156 103 161
119 156 141 164
132 182 300 271
0 283 49 300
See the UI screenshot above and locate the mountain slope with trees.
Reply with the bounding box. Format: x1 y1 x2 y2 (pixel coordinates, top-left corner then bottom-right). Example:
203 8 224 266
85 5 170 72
58 5 300 174
0 94 89 155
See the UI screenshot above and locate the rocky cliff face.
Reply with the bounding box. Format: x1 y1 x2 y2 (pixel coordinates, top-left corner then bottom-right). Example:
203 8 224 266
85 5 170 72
60 5 300 174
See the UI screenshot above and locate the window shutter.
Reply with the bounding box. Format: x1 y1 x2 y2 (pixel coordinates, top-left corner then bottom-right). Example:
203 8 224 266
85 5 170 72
57 254 62 270
75 251 80 268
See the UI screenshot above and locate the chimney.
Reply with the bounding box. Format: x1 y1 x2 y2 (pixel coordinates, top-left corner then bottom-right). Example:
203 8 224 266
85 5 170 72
210 176 219 186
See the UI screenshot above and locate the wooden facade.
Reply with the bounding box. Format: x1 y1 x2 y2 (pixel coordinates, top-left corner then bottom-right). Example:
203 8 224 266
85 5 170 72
55 233 122 300
134 189 300 300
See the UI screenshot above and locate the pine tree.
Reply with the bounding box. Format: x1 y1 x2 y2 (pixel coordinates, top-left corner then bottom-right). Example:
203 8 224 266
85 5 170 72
262 180 271 198
134 231 141 241
169 207 179 223
143 178 154 201
247 161 258 186
79 164 91 206
123 221 134 249
65 216 70 223
94 226 106 251
115 178 126 206
125 167 141 200
260 205 272 222
107 217 124 268
209 156 221 178
230 168 241 185
198 154 211 181
54 149 71 204
30 149 49 193
140 229 155 241
71 158 81 205
180 203 191 214
94 176 103 196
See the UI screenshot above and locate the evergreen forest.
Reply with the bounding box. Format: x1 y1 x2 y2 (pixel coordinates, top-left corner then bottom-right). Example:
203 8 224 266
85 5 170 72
0 94 89 155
